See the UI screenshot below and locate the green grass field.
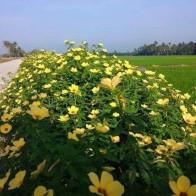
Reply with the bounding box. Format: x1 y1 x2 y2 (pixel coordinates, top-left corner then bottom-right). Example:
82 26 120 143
120 55 196 67
120 55 196 97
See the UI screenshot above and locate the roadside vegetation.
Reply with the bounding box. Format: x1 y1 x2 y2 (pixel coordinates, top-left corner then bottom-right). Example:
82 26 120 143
1 41 26 57
0 42 195 195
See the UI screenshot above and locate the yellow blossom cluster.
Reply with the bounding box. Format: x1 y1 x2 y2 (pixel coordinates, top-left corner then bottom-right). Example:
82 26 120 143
0 41 195 195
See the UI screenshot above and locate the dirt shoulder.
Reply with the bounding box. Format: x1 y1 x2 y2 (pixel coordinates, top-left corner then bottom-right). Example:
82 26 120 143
0 57 20 64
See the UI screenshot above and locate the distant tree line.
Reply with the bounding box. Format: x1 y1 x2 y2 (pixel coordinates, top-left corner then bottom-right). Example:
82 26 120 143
109 41 196 56
2 41 26 57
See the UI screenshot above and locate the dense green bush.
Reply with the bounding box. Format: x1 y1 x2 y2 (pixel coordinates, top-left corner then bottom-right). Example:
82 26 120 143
0 42 195 195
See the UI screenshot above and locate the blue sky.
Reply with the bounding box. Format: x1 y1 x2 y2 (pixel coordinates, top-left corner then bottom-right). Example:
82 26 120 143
0 0 196 53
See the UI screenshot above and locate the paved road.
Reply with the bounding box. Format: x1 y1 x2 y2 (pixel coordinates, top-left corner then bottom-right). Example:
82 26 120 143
0 59 22 90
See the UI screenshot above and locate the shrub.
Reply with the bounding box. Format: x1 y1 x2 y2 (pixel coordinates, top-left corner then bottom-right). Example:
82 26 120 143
0 41 195 195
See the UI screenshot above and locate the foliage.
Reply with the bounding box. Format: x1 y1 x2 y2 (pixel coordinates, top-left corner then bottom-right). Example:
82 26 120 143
2 41 26 57
0 41 195 195
109 41 196 56
131 41 196 56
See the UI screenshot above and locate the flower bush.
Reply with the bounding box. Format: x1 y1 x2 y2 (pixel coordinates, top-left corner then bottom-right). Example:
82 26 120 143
0 41 195 195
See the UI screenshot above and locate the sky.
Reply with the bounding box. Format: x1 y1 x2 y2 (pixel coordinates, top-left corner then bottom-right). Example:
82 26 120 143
0 0 196 53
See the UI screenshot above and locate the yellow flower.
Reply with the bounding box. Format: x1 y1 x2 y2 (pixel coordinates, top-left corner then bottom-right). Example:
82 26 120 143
156 98 169 106
74 128 85 134
92 86 100 94
34 185 54 196
88 114 97 119
43 84 52 89
155 145 168 154
11 107 22 114
81 62 89 67
86 124 94 130
183 113 196 125
112 112 120 117
68 132 79 141
90 68 100 73
0 123 12 134
190 133 196 139
145 70 155 76
8 138 25 158
12 138 26 149
27 105 50 120
103 62 109 67
74 55 81 61
169 175 196 196
141 104 148 108
31 95 38 100
67 52 73 57
149 111 159 116
0 145 10 157
44 68 51 73
67 106 79 115
100 75 121 90
192 104 196 111
180 105 188 113
1 113 13 122
159 74 165 79
37 64 45 69
111 136 120 143
38 93 47 98
31 160 46 178
91 110 100 115
183 93 191 100
136 71 142 76
109 102 117 107
95 123 110 133
70 67 78 73
143 136 152 145
23 100 29 106
8 170 26 190
58 114 70 122
69 84 79 94
163 139 185 152
88 171 124 196
0 170 11 191
32 101 41 106
62 89 68 94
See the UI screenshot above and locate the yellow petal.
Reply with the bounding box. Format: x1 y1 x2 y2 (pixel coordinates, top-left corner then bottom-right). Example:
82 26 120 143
15 170 26 181
111 75 121 89
188 185 196 196
101 78 112 89
34 186 47 196
37 160 46 172
89 185 99 194
88 172 100 188
0 178 6 190
8 179 18 190
47 189 54 196
100 171 114 189
177 176 190 192
169 181 180 195
106 181 125 196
